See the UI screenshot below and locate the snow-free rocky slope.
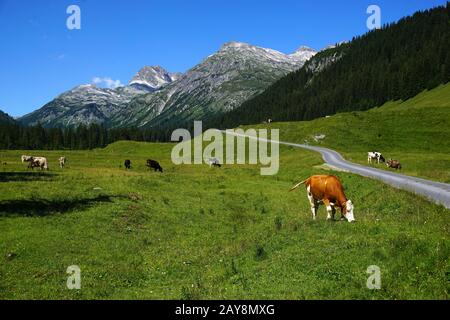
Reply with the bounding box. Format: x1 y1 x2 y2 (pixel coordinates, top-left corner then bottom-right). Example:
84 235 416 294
20 42 317 128
115 42 317 128
19 66 179 128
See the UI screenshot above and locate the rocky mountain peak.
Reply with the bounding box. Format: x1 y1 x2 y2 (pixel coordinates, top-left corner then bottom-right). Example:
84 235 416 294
289 46 317 62
220 41 252 50
129 66 180 91
217 41 317 66
293 45 316 53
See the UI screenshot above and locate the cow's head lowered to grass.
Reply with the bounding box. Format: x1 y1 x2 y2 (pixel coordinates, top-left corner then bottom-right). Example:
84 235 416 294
343 200 355 223
290 175 356 223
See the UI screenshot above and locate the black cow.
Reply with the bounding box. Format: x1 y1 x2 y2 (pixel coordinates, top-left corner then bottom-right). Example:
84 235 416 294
146 159 163 172
124 159 131 170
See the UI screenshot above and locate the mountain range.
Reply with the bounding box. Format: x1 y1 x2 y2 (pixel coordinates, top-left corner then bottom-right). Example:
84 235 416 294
19 66 178 128
18 42 317 128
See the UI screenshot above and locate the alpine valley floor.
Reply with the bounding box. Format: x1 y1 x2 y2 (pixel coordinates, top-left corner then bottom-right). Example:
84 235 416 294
0 137 448 299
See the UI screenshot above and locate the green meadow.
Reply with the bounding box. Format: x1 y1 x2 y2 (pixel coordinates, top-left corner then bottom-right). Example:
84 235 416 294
0 138 448 299
251 84 450 183
1 85 449 300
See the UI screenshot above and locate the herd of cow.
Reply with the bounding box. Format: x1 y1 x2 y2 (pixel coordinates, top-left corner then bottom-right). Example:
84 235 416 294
16 152 404 224
367 151 402 170
20 155 166 173
124 157 221 171
124 159 164 172
21 155 65 170
19 155 223 172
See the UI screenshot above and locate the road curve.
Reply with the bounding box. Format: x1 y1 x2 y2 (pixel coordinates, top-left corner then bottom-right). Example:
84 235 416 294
221 131 450 209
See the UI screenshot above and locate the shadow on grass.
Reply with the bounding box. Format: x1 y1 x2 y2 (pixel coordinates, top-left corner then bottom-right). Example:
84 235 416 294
0 195 115 217
0 172 58 182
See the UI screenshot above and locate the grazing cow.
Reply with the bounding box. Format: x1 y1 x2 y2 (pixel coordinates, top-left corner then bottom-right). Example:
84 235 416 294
33 157 49 170
207 157 221 168
146 159 163 172
22 155 41 169
124 159 131 170
290 175 355 222
21 155 35 169
59 157 66 168
386 159 402 170
25 156 49 170
367 151 385 164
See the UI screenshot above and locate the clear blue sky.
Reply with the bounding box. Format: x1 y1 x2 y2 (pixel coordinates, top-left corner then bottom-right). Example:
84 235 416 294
0 0 446 117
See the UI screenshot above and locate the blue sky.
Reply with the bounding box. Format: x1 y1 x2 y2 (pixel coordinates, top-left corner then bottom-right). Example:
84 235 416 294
0 0 446 117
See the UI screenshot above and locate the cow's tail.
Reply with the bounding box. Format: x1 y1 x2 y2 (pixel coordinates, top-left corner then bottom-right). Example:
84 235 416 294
289 178 309 192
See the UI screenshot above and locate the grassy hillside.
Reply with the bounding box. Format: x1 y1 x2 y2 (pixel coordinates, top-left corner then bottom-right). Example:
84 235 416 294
0 139 448 299
248 84 450 183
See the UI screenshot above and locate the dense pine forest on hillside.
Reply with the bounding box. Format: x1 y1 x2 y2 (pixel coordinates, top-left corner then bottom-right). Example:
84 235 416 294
206 4 450 129
0 124 173 150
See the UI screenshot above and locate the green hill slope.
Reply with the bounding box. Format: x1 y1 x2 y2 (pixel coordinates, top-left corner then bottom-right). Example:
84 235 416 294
249 83 450 182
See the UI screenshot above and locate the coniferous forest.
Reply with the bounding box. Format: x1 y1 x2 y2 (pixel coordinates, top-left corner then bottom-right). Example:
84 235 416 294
0 123 174 150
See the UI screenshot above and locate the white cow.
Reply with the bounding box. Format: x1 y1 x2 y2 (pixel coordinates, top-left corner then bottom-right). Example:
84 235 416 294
207 158 221 168
367 152 385 164
59 157 66 168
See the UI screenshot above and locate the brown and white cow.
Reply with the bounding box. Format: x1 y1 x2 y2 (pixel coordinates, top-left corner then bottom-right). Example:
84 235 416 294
290 175 355 222
31 157 49 170
23 156 49 170
386 159 402 170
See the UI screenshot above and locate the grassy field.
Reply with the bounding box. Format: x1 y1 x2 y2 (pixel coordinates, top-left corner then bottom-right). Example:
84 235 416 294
0 138 448 299
249 84 450 183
